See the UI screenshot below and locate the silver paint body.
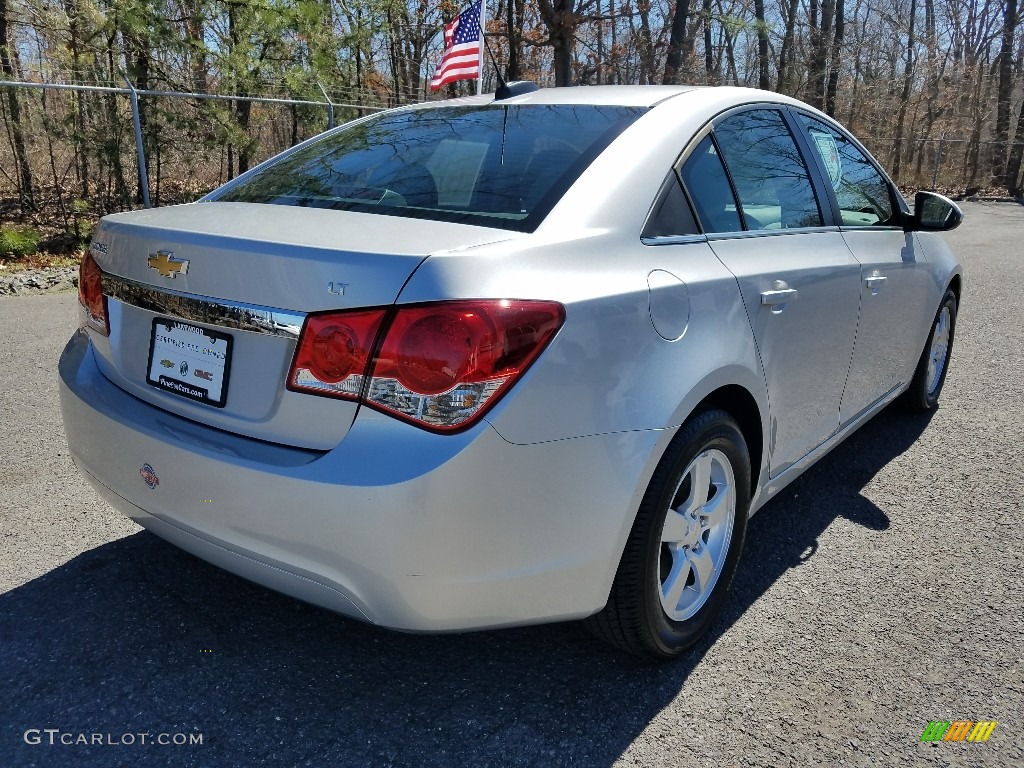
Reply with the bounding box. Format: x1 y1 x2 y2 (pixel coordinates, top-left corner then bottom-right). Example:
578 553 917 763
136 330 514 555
58 86 962 631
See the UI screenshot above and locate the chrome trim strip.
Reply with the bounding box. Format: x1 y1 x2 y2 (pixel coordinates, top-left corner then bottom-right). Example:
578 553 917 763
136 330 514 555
645 227 843 245
705 226 842 241
641 234 708 247
838 225 904 233
102 274 306 339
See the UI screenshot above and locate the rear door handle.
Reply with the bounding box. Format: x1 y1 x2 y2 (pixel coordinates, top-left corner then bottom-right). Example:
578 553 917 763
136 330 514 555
760 288 799 306
865 272 887 294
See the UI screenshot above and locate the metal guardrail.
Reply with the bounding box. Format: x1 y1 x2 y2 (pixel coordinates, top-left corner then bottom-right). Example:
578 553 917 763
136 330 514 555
0 79 385 208
870 135 1024 190
2 79 1020 204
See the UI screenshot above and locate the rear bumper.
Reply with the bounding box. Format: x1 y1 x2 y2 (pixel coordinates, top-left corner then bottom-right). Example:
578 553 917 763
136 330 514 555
59 329 664 631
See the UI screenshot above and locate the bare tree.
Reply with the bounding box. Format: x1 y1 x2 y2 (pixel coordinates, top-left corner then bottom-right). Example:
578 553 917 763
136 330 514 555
663 0 692 84
777 0 800 92
1 0 36 210
825 0 845 114
892 0 916 182
808 0 836 109
754 0 769 89
538 0 576 86
991 0 1018 187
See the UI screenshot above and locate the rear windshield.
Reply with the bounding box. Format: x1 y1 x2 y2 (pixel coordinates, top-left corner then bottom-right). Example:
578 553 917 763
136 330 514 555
209 104 647 232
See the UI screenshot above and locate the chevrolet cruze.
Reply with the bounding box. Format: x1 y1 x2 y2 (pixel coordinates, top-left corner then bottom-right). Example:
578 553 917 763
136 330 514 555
59 85 962 659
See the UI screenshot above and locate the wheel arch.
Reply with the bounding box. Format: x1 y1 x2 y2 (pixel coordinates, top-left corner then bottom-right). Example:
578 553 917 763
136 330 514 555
588 383 763 656
645 364 769 527
611 373 767 574
947 272 962 305
689 384 764 493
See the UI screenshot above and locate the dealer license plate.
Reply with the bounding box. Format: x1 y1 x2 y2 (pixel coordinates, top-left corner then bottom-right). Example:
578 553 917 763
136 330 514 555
146 319 233 407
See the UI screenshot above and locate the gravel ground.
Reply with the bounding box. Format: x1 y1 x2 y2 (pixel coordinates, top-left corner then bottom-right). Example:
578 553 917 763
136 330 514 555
0 202 1021 767
0 265 78 296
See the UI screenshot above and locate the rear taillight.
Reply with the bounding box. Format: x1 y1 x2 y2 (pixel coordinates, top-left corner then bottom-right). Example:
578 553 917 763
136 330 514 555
78 252 109 336
289 310 387 399
288 300 564 432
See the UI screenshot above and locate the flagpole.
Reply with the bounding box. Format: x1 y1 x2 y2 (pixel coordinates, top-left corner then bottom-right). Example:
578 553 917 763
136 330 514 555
477 0 487 95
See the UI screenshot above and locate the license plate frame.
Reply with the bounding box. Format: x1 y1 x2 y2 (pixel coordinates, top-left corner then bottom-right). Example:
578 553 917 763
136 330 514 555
146 319 233 408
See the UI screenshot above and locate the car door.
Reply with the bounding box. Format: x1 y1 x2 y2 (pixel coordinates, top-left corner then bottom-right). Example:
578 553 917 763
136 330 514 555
681 109 862 478
793 112 937 425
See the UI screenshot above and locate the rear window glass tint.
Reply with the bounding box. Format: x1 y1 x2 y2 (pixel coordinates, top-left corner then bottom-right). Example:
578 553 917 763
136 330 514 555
210 104 647 232
680 135 742 233
643 173 699 238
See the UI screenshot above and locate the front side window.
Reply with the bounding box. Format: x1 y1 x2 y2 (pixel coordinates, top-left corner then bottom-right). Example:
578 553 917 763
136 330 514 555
713 109 823 230
209 104 646 232
798 114 896 227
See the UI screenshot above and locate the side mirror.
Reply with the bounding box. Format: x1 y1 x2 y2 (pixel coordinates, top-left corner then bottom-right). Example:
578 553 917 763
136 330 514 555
907 191 963 232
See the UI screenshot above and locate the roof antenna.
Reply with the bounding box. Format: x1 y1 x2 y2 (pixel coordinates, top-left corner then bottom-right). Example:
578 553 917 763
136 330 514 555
485 37 539 100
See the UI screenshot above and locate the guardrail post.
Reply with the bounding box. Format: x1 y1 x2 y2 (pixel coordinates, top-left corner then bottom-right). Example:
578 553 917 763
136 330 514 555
317 81 335 130
931 134 945 191
124 78 152 208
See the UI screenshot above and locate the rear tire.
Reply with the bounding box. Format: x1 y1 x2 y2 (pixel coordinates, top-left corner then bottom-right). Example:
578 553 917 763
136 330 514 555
587 409 750 660
903 288 957 412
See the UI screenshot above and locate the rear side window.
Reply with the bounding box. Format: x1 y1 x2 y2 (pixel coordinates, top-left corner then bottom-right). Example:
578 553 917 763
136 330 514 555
210 104 646 233
680 135 742 233
714 109 823 230
642 173 699 237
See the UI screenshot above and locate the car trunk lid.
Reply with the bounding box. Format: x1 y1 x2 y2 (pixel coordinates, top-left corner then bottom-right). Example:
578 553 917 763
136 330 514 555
87 202 518 449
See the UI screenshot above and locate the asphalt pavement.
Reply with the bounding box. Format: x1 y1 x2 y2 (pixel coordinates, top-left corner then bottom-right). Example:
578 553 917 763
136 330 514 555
0 202 1021 767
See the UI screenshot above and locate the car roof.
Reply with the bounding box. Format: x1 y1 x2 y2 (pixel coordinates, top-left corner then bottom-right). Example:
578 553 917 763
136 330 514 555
415 84 700 109
413 84 809 112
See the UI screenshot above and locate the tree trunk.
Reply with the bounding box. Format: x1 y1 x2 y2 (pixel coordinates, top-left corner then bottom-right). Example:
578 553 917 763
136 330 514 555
992 0 1017 187
236 99 252 175
777 0 799 92
891 0 916 182
609 0 619 83
718 0 739 85
824 0 844 115
808 0 834 109
538 0 575 86
505 0 521 79
703 0 714 83
185 0 207 96
637 0 657 84
101 27 129 209
663 0 691 84
1006 93 1024 194
754 0 769 89
1 0 35 210
963 65 989 186
59 0 91 199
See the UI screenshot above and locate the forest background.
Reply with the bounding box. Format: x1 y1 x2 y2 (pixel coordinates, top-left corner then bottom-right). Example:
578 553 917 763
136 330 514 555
0 0 1022 259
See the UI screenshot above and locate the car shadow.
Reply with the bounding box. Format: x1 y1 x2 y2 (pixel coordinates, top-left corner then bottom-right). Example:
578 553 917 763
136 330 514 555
1 405 932 768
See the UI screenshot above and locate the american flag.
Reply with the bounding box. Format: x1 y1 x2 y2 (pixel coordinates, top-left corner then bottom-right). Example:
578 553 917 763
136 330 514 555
429 1 482 91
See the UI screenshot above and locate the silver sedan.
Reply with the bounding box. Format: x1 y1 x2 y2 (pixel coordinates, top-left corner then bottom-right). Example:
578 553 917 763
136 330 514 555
59 85 962 659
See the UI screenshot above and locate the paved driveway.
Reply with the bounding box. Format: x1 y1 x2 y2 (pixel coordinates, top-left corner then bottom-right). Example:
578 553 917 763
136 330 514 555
1 202 1021 767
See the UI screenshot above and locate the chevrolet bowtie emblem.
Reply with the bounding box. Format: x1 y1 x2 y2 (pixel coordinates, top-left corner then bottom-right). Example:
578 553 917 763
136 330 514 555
148 251 189 278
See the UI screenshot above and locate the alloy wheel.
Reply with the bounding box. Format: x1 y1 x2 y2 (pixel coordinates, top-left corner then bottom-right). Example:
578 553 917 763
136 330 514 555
659 448 736 622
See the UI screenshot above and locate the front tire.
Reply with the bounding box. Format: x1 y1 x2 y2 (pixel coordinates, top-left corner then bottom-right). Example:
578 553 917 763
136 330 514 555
903 288 957 412
587 409 751 660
